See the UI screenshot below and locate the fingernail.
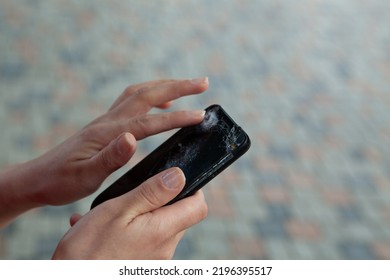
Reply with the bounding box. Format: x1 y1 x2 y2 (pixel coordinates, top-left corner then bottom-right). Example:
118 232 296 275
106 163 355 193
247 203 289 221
191 77 208 85
162 168 184 190
191 110 206 118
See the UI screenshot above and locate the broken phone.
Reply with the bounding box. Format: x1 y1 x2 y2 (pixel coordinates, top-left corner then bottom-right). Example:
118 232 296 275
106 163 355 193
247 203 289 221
90 104 251 209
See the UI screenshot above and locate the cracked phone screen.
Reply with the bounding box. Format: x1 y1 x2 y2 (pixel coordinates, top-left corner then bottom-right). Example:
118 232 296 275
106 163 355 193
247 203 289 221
147 106 242 185
91 104 250 209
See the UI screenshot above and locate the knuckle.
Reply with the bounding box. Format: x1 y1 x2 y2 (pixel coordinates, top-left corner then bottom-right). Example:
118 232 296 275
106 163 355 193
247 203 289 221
122 85 149 101
79 122 110 143
137 180 164 209
158 112 172 124
121 86 134 99
131 116 151 139
78 125 98 142
133 86 151 101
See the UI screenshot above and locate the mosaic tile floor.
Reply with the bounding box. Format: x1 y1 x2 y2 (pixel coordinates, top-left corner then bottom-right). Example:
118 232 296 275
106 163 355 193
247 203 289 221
0 0 390 259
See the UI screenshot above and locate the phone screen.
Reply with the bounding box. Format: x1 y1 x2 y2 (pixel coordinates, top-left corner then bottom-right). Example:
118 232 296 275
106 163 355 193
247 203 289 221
146 105 246 186
91 105 250 208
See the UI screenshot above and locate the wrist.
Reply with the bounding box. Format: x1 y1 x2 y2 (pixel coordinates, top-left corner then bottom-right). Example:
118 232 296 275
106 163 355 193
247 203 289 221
0 160 45 227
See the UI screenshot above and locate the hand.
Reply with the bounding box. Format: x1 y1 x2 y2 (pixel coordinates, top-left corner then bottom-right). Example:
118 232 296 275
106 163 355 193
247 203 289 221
29 78 208 205
52 167 208 259
0 78 208 227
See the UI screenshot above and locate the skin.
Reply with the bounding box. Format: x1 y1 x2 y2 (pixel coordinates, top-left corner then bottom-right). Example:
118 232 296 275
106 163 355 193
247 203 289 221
53 167 208 259
0 78 209 259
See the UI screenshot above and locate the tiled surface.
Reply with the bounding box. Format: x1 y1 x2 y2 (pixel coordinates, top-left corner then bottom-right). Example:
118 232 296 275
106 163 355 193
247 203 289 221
1 0 390 259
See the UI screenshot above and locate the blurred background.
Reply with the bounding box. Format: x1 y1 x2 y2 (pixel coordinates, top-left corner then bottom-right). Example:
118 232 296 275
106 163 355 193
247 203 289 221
0 0 390 259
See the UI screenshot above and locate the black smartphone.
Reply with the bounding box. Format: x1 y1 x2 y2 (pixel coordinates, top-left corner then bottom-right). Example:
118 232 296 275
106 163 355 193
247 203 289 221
91 104 251 209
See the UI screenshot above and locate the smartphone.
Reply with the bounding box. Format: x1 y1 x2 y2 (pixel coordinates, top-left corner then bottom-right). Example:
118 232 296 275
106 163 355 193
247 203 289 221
91 104 251 209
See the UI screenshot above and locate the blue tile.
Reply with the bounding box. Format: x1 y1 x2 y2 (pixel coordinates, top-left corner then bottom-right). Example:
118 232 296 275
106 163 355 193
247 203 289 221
343 173 377 191
267 145 296 160
0 61 27 80
266 204 291 221
349 148 368 162
253 219 288 239
174 236 195 259
15 135 33 150
337 205 362 222
336 61 352 79
32 236 60 259
59 48 87 65
258 171 285 186
0 222 18 237
339 241 376 260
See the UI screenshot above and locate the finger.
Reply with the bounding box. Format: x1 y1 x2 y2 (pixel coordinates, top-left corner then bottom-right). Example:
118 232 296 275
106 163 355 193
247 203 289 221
151 191 208 236
117 167 186 218
69 213 83 227
109 79 174 111
90 132 137 181
153 78 208 104
124 110 205 140
156 101 173 109
113 77 209 117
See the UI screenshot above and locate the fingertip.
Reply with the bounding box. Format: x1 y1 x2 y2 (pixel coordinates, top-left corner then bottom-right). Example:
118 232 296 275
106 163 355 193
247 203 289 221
190 77 208 86
69 213 82 227
123 132 137 146
190 77 209 93
191 110 206 123
157 101 173 109
118 132 137 157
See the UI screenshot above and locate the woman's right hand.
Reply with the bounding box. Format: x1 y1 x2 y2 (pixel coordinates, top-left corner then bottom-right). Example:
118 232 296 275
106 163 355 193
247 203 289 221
52 167 208 259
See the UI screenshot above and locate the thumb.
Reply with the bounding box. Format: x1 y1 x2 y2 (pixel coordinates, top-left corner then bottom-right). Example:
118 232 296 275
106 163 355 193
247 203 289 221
118 167 186 218
93 132 137 179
